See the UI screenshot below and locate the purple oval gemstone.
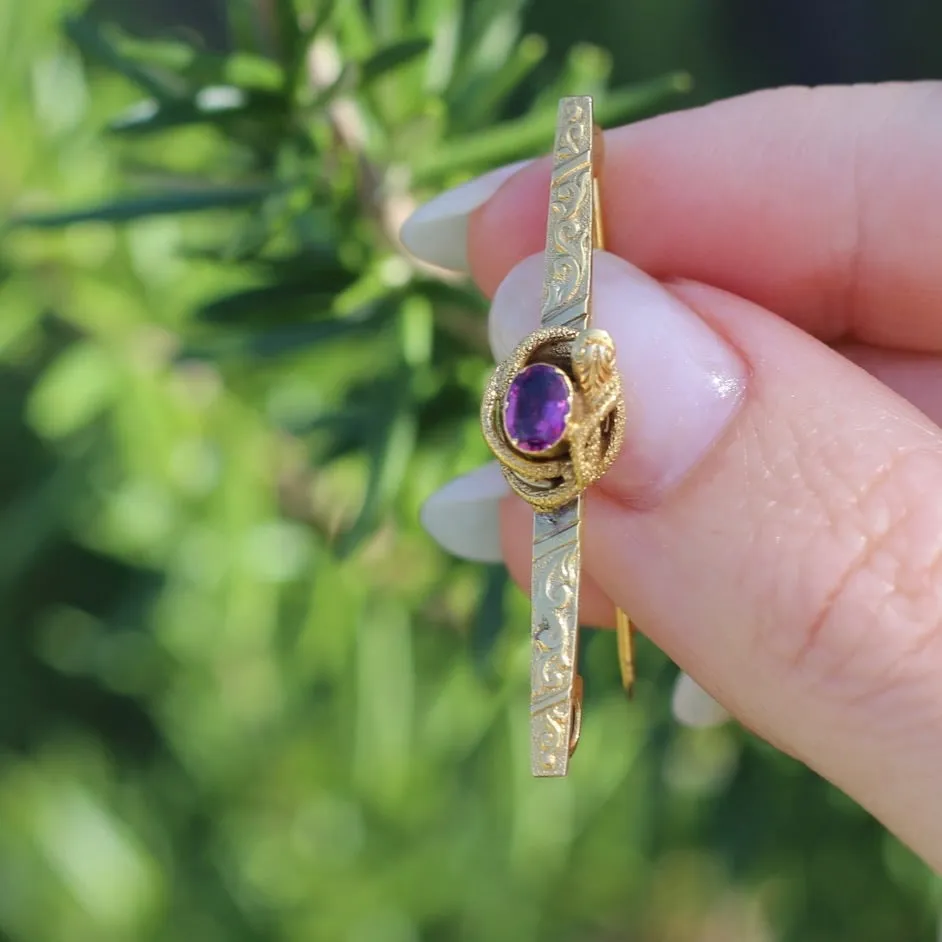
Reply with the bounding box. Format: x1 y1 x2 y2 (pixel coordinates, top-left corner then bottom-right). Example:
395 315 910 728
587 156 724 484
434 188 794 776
503 363 572 454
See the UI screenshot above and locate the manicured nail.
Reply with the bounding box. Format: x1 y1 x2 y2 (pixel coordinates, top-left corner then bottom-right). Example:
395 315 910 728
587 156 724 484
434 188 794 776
420 462 510 562
400 160 529 273
671 673 731 728
489 251 748 502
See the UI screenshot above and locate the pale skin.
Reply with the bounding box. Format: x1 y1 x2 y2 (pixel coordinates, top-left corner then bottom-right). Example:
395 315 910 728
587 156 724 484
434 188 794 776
467 84 942 872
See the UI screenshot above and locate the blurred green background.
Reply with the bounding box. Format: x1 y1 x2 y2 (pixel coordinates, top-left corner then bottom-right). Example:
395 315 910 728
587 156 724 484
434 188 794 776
0 1 940 940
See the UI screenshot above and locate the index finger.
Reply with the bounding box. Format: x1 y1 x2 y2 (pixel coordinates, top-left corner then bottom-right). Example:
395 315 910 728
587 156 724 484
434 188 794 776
469 82 942 351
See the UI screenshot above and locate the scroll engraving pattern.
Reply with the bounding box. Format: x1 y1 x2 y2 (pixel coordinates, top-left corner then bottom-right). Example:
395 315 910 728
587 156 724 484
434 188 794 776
531 98 594 776
530 508 581 775
541 97 593 328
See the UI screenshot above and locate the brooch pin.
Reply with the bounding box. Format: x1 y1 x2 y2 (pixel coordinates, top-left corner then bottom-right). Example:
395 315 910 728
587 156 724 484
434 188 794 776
481 96 635 777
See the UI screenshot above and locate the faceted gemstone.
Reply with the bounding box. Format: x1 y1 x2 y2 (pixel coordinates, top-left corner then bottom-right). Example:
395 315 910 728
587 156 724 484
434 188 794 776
503 363 572 454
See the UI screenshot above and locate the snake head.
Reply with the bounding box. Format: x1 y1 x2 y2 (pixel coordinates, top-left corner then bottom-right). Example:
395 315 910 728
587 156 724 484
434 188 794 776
571 328 616 393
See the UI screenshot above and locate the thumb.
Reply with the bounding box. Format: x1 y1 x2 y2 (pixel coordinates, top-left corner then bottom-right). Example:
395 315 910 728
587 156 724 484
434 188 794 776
427 251 942 870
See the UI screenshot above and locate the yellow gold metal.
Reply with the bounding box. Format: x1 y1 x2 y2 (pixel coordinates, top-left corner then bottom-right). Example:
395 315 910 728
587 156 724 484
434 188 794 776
592 178 605 251
592 120 635 697
480 325 625 513
481 97 636 777
591 124 637 687
616 607 635 696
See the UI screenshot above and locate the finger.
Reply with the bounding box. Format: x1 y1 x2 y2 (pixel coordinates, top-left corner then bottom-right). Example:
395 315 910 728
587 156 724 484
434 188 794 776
463 83 942 350
840 346 942 426
488 251 942 868
419 462 508 563
423 346 942 564
423 309 942 741
399 161 529 272
490 252 748 505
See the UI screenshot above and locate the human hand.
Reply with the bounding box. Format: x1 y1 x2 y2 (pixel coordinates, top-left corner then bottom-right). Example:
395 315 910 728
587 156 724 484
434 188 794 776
403 84 942 871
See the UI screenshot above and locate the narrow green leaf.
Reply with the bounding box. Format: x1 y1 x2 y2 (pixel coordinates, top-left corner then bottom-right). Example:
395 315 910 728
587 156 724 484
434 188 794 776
260 247 353 286
416 0 458 37
227 0 272 57
110 33 196 73
8 183 281 229
352 600 414 805
338 402 417 556
307 66 357 109
310 376 401 462
595 72 694 126
184 242 345 277
180 302 394 361
286 0 338 97
282 404 373 436
0 464 85 590
63 15 184 100
471 565 508 672
461 0 528 73
333 0 374 60
359 38 430 85
374 0 407 41
412 72 691 182
27 343 116 439
472 5 526 77
273 0 302 69
551 42 613 103
304 0 340 43
225 52 287 91
411 107 551 181
247 318 381 358
416 379 478 439
195 283 345 326
180 322 349 361
454 33 547 128
109 88 288 135
111 32 285 92
399 296 433 369
422 0 462 93
179 215 276 266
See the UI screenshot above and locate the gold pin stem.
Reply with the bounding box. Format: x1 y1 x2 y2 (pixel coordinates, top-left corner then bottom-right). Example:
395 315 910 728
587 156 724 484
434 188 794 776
615 607 636 697
592 126 635 697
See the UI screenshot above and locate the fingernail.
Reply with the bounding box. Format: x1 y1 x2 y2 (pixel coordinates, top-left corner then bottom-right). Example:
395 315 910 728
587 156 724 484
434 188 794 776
671 673 731 728
421 462 510 562
489 251 748 502
400 160 530 273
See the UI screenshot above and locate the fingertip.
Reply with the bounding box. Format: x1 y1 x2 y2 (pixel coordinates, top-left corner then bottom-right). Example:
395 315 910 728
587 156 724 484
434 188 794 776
468 159 550 298
421 463 509 562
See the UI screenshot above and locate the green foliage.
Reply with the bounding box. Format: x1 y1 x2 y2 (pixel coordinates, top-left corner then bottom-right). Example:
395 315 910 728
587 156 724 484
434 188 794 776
0 0 937 940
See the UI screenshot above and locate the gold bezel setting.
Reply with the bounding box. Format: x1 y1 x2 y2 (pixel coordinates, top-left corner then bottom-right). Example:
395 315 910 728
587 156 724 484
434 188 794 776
482 325 625 514
501 362 575 459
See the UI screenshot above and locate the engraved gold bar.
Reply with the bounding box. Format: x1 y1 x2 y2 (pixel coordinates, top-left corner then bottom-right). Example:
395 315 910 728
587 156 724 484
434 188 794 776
529 97 626 777
529 97 595 776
